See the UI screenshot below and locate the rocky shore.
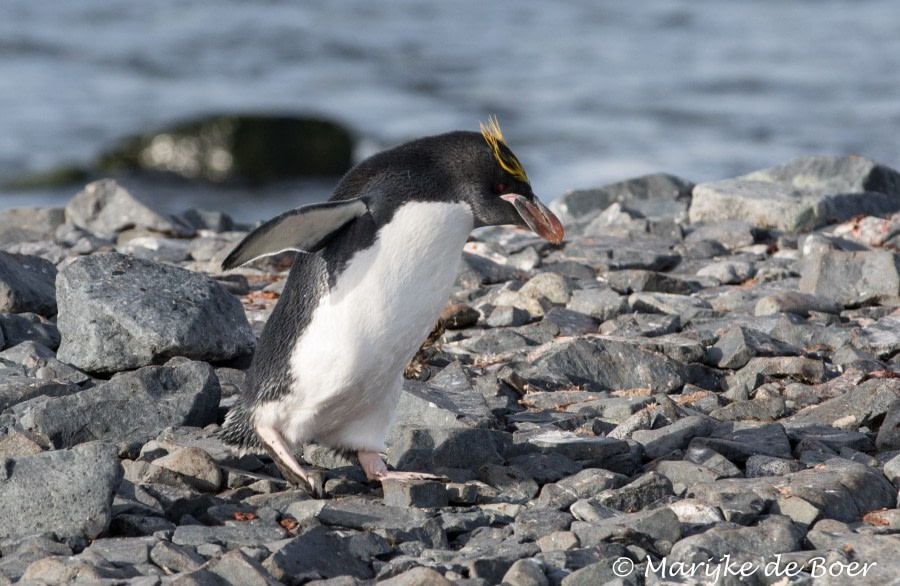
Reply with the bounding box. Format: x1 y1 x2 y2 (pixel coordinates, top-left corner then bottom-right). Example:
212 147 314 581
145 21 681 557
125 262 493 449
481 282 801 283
0 155 899 585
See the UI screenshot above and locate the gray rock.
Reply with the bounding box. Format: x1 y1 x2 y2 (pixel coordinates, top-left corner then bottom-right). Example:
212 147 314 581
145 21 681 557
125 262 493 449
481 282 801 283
876 399 900 451
528 337 686 393
382 479 449 509
710 396 787 422
319 497 445 548
65 178 193 238
805 531 900 586
691 458 896 524
0 252 57 316
571 506 681 550
706 325 801 369
604 269 695 295
627 291 713 318
690 156 900 230
0 312 61 350
88 535 155 566
696 260 756 285
553 173 693 221
666 523 803 571
457 252 520 287
388 426 511 472
688 422 793 463
17 357 220 448
590 472 673 513
206 549 282 586
754 291 842 317
852 314 900 359
0 375 78 412
543 307 598 337
799 249 900 306
786 378 899 429
683 445 743 478
0 441 121 541
513 508 573 542
520 272 573 305
172 522 288 549
523 430 630 462
649 461 722 495
565 288 629 322
684 219 756 250
0 340 90 385
632 415 714 460
0 206 65 245
19 553 137 583
56 252 255 372
502 558 549 586
744 455 805 478
635 333 707 364
563 238 681 272
379 566 455 585
152 447 222 492
487 305 532 327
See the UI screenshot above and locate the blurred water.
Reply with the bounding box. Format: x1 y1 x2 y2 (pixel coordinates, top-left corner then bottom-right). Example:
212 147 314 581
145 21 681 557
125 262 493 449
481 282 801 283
2 0 899 222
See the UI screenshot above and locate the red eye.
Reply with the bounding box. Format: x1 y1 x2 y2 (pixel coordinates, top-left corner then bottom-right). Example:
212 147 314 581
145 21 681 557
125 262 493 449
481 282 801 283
492 183 506 194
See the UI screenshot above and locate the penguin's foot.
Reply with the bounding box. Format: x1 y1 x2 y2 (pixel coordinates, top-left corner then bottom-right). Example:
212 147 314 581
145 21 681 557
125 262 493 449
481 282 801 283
357 450 449 483
256 425 323 497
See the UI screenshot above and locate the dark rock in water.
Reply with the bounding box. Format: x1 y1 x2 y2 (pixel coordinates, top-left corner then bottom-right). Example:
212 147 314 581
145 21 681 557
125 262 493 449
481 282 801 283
690 156 900 231
0 312 61 350
56 252 255 373
799 249 900 306
553 173 694 221
0 441 121 542
0 252 57 316
16 357 220 448
0 207 65 245
528 337 687 393
96 114 354 183
65 179 194 238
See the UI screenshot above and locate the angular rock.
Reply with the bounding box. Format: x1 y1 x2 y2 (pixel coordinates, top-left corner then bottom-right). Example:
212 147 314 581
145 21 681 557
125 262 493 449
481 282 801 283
799 249 900 306
0 206 65 245
17 357 221 448
666 523 803 568
786 378 899 429
382 479 449 509
852 314 900 359
553 173 693 221
153 447 222 492
65 179 193 238
632 415 714 459
56 252 255 372
690 156 900 231
206 550 282 586
754 291 842 317
0 312 61 350
522 430 630 462
696 260 755 285
565 288 628 322
0 252 57 316
688 422 793 463
876 399 900 451
0 441 121 541
590 472 673 513
706 325 801 369
528 337 686 393
628 291 713 318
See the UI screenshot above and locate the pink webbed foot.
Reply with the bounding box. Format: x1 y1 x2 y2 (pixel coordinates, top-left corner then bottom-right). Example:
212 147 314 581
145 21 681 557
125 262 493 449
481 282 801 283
357 450 449 483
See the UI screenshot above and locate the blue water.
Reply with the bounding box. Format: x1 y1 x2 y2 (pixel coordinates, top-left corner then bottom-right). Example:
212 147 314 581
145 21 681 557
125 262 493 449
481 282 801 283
2 1 899 223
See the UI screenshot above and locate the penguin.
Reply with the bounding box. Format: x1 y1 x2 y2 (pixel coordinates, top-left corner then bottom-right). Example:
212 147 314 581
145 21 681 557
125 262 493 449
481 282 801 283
219 118 564 495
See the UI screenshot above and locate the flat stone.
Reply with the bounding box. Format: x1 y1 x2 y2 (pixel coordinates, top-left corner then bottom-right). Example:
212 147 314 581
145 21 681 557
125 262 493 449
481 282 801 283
666 523 803 569
605 269 695 295
520 272 572 305
487 305 532 327
318 497 444 548
0 441 121 541
709 396 787 422
799 249 900 306
457 252 520 287
152 447 222 492
388 426 511 472
513 508 574 542
524 431 630 462
852 314 900 359
382 479 449 509
0 207 65 245
745 455 805 477
172 522 288 549
0 252 57 315
628 291 713 318
571 506 681 549
688 422 793 463
478 464 539 503
56 252 255 373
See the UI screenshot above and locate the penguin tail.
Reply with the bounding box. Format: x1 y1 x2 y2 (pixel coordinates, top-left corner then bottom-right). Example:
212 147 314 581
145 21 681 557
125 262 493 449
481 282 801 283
219 401 264 455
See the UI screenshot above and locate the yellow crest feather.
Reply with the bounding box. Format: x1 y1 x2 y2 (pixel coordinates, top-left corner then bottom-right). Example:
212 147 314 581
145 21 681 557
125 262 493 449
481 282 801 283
480 116 529 183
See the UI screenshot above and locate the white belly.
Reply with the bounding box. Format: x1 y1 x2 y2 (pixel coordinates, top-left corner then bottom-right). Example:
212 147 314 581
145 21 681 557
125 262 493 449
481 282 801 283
255 201 474 452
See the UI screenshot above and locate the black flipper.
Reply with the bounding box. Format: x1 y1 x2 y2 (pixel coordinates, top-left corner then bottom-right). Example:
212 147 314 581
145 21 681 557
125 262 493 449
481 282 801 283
221 198 368 269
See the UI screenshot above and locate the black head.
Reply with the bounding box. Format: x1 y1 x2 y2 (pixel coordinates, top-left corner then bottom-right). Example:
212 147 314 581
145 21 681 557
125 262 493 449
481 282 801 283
330 118 564 243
